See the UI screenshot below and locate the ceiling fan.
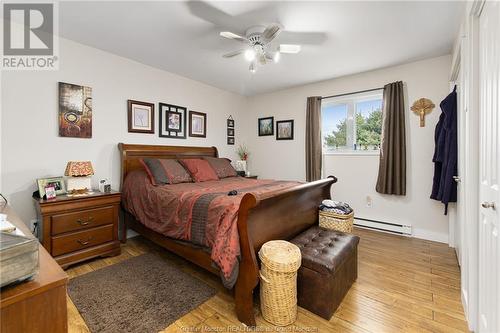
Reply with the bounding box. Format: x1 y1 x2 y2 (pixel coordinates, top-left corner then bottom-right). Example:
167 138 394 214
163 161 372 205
220 24 301 73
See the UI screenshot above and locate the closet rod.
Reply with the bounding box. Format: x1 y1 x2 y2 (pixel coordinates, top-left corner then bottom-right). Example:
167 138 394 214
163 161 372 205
320 87 384 100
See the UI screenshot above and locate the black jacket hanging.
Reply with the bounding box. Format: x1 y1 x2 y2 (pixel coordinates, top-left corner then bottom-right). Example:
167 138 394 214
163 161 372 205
430 86 457 214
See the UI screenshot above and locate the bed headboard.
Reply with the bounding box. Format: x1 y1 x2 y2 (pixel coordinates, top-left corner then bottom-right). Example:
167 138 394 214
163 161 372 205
118 143 218 189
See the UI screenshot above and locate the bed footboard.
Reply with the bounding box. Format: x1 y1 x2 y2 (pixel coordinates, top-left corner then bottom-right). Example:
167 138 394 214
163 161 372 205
235 176 336 327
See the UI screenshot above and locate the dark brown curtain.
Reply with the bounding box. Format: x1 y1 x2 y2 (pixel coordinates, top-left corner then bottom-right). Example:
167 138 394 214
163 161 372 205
306 96 322 181
376 81 406 195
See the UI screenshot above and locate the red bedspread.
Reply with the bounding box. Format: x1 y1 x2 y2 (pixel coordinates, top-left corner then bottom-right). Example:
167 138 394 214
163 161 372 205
122 171 301 288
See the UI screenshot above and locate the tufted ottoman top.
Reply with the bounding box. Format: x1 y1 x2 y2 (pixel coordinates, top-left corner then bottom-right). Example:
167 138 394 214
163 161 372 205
290 226 360 275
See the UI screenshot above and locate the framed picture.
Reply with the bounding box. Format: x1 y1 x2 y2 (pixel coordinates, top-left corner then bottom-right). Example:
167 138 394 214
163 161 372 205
59 82 92 138
127 100 154 133
166 111 182 132
37 176 66 198
227 117 234 128
276 120 294 140
159 103 187 138
227 128 235 136
45 186 56 200
227 137 235 145
258 117 274 136
189 111 207 138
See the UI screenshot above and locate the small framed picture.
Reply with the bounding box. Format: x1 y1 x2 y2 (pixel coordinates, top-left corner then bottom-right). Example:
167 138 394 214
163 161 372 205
258 117 274 136
227 128 235 136
227 137 235 145
37 176 66 198
189 111 207 138
127 100 154 133
166 111 182 132
45 186 57 200
276 120 294 140
227 118 234 128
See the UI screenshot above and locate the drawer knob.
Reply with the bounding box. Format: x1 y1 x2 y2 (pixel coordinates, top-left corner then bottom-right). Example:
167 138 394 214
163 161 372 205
76 216 94 226
77 237 93 246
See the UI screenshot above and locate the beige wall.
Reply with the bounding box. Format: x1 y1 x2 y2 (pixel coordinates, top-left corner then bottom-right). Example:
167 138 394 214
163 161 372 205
1 41 452 242
242 55 452 242
1 38 246 224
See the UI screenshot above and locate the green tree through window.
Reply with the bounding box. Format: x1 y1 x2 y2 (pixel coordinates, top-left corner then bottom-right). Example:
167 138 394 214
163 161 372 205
324 106 382 150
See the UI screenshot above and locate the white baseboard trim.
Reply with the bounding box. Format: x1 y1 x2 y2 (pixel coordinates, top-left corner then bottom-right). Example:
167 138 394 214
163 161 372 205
412 228 449 244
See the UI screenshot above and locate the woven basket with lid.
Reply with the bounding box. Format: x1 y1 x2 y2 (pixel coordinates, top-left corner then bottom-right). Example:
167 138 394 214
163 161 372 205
319 210 354 233
258 240 301 326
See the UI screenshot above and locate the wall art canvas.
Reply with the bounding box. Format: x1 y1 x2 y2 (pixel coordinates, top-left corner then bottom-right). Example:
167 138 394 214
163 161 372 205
59 82 92 138
159 103 187 138
276 120 294 140
128 100 154 133
258 116 274 136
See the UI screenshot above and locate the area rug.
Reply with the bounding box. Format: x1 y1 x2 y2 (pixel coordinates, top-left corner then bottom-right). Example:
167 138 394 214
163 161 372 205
68 252 217 333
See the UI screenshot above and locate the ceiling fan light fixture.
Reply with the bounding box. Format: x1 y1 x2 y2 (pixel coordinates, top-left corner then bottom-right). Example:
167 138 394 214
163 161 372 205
279 44 301 54
273 51 281 63
249 62 256 73
244 49 256 62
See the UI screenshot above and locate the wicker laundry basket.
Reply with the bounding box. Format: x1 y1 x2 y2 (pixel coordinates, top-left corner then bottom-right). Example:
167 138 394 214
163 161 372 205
259 240 302 326
319 210 354 233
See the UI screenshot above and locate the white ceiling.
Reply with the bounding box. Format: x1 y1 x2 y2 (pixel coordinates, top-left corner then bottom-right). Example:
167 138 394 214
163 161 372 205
59 1 463 96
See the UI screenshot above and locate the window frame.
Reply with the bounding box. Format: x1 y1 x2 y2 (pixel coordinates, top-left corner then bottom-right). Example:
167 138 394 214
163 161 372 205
321 90 383 156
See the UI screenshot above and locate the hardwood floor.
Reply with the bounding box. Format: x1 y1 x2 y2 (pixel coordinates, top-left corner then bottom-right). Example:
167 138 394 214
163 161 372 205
66 228 470 333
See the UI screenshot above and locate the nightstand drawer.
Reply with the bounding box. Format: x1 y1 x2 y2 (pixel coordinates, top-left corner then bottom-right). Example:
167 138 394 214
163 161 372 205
51 224 114 256
51 206 114 235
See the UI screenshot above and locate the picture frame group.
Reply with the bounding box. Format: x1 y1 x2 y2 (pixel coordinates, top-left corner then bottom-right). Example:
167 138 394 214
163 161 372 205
227 115 235 145
258 117 294 140
127 100 207 139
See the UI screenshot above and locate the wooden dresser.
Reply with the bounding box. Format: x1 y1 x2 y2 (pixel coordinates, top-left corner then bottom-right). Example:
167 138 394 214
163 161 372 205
34 191 121 268
1 205 68 333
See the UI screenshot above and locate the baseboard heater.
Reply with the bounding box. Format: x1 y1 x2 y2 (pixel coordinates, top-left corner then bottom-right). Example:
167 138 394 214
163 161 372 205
354 217 412 236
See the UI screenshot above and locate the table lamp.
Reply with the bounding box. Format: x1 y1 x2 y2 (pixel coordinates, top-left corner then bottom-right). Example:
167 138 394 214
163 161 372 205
64 161 94 194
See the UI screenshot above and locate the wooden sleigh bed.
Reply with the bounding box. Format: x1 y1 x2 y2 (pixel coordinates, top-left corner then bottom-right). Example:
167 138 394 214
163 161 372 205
118 143 336 327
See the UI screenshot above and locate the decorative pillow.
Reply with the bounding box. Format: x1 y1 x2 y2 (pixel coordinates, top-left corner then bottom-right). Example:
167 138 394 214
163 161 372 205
203 157 237 179
140 158 192 185
178 159 219 182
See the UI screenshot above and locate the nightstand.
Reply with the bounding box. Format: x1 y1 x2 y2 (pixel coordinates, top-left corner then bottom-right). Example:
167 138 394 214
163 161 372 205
34 191 121 269
245 175 258 179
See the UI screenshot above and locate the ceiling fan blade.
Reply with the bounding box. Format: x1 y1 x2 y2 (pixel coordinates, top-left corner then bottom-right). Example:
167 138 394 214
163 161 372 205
223 50 244 58
186 0 237 30
279 44 301 54
279 31 327 45
261 23 283 44
220 31 249 43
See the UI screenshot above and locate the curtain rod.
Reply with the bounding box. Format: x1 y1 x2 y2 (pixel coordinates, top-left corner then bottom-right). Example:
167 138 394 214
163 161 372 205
320 87 384 100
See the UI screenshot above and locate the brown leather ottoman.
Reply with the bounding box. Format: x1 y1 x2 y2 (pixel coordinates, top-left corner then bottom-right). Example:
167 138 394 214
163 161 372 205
290 226 359 320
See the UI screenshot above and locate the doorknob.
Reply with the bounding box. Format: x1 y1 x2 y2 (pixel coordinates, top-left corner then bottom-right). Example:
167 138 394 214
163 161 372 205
453 176 461 183
481 202 496 210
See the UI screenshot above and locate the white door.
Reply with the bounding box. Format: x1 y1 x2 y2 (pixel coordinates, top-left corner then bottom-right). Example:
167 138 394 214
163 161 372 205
478 1 500 332
456 80 464 265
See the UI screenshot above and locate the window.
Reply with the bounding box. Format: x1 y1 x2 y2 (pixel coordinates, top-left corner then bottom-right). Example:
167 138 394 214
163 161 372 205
322 91 383 153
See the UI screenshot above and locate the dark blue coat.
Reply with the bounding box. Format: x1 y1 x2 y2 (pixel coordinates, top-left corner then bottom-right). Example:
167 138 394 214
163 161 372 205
430 86 457 214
